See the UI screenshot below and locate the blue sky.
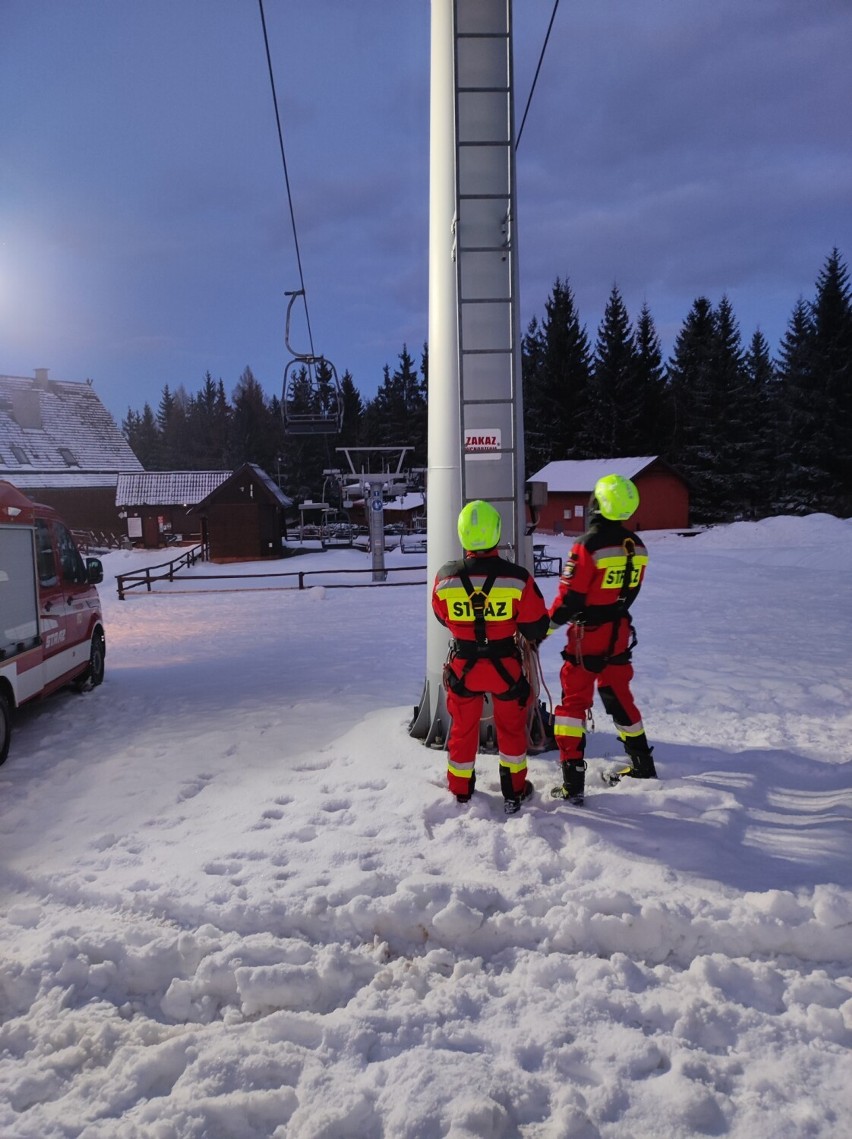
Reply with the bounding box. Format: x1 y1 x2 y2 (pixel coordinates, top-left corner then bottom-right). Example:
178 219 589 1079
2 0 850 425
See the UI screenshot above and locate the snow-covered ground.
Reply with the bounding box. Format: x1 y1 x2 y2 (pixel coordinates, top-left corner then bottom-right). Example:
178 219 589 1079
1 515 851 1139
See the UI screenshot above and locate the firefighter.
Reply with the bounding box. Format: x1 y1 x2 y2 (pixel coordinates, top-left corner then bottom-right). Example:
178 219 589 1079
547 474 657 804
432 500 550 814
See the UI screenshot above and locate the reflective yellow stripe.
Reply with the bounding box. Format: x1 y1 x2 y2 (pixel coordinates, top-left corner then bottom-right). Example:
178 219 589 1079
617 722 644 738
448 760 475 778
554 724 585 738
596 554 649 568
498 754 527 773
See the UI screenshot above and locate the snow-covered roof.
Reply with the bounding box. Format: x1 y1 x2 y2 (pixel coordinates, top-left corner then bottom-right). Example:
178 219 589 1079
528 457 662 493
191 464 294 511
116 471 232 506
246 464 294 508
0 372 144 480
4 472 126 491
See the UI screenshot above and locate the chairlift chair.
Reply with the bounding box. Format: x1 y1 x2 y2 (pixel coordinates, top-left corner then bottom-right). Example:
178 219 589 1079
280 290 343 436
282 355 343 435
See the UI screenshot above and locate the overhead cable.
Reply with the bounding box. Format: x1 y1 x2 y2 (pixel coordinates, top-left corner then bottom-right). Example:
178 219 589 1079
517 0 561 148
257 0 316 356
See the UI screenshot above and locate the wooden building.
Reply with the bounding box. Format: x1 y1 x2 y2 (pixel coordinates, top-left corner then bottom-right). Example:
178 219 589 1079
0 369 144 531
191 464 294 562
528 456 690 533
116 471 232 548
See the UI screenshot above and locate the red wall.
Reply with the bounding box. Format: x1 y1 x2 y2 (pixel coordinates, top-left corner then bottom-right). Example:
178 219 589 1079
533 470 689 533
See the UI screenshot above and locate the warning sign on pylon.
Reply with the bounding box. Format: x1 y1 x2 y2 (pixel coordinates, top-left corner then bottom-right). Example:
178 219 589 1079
464 428 501 460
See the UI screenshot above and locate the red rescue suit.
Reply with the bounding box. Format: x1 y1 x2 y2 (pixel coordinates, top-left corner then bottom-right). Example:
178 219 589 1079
432 550 549 798
548 518 650 764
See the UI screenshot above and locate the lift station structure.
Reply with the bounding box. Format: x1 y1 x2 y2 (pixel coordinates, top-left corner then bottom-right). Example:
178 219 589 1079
410 0 530 747
325 447 418 583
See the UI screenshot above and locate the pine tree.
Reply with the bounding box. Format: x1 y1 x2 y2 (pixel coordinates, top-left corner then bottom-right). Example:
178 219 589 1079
588 285 640 457
122 403 160 469
522 278 592 472
185 372 231 468
230 367 276 470
810 248 852 512
155 385 190 470
361 345 427 464
742 329 778 516
521 315 547 474
665 297 719 521
633 303 668 455
775 297 824 512
710 296 748 520
338 370 364 449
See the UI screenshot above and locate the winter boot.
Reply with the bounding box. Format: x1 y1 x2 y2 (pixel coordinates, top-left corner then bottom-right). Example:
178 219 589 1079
550 760 586 805
623 742 657 780
456 772 476 804
504 780 534 815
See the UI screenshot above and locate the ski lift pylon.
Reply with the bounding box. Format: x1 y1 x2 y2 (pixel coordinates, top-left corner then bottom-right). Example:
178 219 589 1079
281 290 343 436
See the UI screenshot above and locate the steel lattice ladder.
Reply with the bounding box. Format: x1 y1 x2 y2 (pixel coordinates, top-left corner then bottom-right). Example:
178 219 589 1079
453 0 525 561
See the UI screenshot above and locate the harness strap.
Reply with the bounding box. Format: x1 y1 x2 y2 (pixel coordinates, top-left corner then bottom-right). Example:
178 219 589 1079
458 565 498 647
448 566 527 701
567 538 638 673
452 637 518 660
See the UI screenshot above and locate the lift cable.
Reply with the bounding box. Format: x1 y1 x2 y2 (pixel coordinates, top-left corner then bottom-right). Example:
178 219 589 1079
257 0 316 357
516 0 561 149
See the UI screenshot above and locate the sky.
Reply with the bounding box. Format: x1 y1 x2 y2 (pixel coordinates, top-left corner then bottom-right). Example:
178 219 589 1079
2 1 851 427
1 515 851 1137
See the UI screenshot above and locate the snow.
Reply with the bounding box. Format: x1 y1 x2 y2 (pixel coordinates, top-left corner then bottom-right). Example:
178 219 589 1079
2 515 851 1139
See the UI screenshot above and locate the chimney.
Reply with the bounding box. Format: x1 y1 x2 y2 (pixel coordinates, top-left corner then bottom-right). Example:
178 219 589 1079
34 368 50 388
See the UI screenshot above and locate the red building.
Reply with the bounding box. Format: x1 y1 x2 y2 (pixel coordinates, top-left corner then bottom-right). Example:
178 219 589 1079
528 457 690 534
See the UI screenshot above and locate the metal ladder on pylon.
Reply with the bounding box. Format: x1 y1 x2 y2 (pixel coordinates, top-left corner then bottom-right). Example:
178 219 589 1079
452 0 525 561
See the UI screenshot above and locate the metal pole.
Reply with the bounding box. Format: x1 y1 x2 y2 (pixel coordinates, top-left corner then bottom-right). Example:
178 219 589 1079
410 0 460 745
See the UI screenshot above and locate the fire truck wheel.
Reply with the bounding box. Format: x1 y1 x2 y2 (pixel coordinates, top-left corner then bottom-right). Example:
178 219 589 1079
88 631 106 687
0 690 10 766
75 631 106 691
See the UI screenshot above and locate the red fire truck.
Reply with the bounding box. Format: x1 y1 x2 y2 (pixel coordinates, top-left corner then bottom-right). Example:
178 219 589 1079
0 479 105 764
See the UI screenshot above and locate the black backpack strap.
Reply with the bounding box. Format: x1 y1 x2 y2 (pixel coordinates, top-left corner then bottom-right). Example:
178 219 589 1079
618 538 636 604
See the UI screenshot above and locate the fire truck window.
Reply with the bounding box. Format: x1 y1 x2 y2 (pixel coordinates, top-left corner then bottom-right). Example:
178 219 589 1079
35 520 58 586
56 523 86 584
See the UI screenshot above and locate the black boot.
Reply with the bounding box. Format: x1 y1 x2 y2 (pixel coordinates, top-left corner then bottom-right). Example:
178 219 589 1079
456 771 476 803
504 779 534 815
624 742 657 779
550 760 586 805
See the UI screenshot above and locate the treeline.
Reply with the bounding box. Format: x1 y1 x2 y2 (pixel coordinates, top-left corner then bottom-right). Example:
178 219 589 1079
123 248 852 522
122 346 428 505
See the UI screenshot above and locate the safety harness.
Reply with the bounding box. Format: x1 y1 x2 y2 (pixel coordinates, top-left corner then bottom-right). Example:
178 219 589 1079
444 565 530 703
561 537 638 673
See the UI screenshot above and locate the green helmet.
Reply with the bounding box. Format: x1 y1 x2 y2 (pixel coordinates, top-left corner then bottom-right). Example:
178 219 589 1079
458 499 501 551
593 474 640 521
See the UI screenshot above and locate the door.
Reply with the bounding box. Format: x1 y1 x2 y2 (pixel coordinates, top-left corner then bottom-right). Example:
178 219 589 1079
54 520 97 680
34 518 68 682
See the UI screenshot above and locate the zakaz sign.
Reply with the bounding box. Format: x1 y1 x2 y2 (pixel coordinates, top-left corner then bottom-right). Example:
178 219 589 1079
464 428 502 460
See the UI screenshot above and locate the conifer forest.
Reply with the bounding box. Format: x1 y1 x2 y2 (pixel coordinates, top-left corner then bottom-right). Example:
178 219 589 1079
122 249 852 524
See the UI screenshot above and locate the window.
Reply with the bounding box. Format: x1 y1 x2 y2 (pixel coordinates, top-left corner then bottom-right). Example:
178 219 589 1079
35 521 58 587
11 444 31 465
55 523 86 584
58 447 80 467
